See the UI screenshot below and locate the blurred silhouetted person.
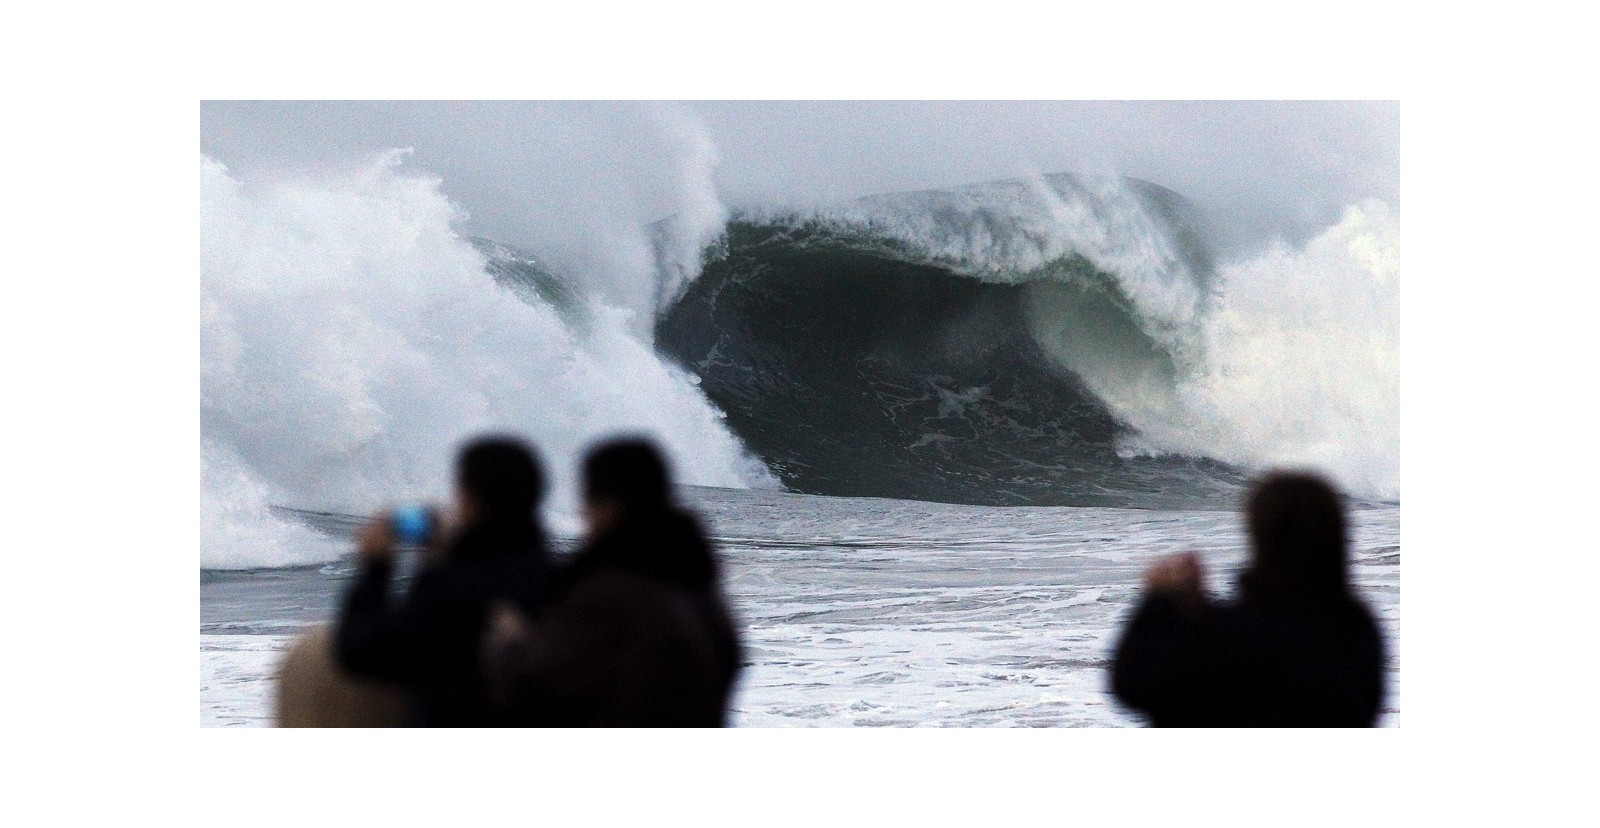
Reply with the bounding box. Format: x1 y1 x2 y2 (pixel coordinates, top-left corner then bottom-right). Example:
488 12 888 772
334 435 551 726
485 438 743 726
276 626 410 727
1110 471 1385 726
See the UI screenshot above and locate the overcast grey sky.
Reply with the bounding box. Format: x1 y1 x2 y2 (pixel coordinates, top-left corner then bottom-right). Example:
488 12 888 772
201 100 1397 255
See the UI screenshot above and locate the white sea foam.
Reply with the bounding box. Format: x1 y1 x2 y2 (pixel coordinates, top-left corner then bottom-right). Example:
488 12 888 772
1053 201 1401 499
200 441 343 569
200 153 774 569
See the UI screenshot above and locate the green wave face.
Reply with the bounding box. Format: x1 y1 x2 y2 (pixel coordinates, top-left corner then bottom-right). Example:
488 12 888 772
655 175 1248 509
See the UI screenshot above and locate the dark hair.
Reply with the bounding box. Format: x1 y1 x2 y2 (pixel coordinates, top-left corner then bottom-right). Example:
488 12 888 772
583 438 671 517
1239 470 1351 610
456 435 545 523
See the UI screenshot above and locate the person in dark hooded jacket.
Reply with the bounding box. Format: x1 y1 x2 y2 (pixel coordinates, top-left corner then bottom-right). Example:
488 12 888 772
335 435 551 726
484 438 743 727
1110 470 1386 727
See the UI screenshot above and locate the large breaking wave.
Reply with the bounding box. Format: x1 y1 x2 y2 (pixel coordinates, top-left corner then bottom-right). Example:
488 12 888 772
656 174 1398 507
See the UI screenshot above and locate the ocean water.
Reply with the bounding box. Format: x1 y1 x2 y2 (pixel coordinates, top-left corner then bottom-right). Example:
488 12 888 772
199 149 1398 727
200 486 1400 727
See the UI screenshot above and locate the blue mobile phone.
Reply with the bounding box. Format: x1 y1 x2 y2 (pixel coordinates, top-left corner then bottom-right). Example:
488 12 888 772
392 506 434 545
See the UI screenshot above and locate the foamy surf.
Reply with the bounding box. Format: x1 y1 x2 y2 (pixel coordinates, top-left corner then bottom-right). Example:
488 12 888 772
200 153 774 569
